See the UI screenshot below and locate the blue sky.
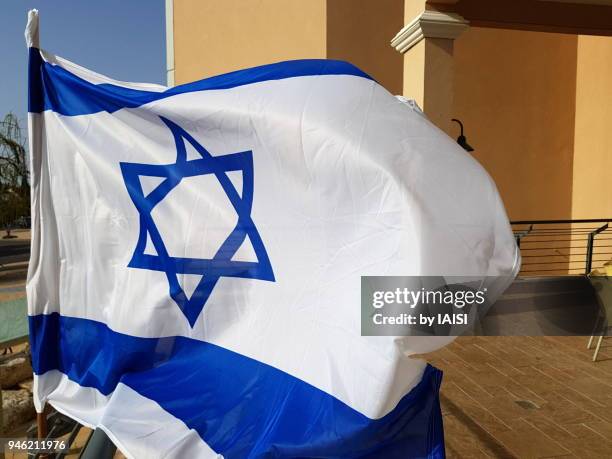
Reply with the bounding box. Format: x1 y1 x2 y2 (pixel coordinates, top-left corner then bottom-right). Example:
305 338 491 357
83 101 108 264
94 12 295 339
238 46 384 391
1 0 166 128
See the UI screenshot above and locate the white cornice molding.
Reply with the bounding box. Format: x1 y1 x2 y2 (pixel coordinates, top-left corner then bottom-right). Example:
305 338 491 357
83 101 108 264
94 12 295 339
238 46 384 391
391 10 469 54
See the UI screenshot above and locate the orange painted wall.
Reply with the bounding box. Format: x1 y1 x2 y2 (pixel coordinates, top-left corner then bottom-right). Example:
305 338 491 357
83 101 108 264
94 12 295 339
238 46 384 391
173 0 404 94
452 27 578 221
326 0 404 94
173 0 327 84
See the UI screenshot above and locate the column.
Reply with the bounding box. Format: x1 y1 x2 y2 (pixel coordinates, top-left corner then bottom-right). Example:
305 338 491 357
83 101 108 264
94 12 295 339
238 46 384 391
391 8 468 135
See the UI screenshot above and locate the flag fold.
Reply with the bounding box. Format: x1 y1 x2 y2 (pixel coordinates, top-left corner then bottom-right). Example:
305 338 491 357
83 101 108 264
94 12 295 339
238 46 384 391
26 9 518 459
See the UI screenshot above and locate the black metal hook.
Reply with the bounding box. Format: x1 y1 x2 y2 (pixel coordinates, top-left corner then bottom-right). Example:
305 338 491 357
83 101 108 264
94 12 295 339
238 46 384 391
451 118 474 152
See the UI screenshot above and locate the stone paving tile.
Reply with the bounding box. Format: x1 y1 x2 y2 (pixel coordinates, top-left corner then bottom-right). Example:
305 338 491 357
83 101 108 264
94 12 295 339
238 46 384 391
477 392 541 425
522 416 576 445
556 423 612 458
441 396 516 458
585 420 612 438
442 382 511 435
534 398 601 425
579 405 612 424
494 419 571 458
542 456 580 459
499 379 547 405
425 336 612 458
531 363 581 384
443 414 489 458
556 388 607 415
442 366 495 402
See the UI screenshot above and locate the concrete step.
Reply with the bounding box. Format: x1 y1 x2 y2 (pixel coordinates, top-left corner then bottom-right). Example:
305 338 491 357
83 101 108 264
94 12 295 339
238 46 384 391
480 276 603 336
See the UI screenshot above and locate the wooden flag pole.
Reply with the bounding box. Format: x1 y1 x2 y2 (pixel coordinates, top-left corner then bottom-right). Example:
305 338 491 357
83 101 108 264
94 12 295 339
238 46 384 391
37 409 47 439
37 405 48 459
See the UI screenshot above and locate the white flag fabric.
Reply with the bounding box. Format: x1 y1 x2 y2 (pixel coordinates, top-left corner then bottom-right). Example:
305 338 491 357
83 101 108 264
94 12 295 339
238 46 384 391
25 10 519 459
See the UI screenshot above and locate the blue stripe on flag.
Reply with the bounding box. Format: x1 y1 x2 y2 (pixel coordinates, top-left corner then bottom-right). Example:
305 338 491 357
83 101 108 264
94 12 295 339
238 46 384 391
29 313 444 458
28 48 375 117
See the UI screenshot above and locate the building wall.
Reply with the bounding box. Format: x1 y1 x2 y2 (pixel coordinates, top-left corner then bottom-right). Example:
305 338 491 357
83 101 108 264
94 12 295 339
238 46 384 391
173 0 327 84
452 27 578 221
173 0 404 94
326 0 404 94
572 35 612 220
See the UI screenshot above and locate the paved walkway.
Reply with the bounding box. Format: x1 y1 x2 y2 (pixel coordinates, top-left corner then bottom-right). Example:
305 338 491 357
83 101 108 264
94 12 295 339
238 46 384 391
425 336 612 458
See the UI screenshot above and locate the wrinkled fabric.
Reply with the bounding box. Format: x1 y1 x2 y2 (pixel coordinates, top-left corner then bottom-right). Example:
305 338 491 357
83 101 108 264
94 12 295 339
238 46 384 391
25 10 518 459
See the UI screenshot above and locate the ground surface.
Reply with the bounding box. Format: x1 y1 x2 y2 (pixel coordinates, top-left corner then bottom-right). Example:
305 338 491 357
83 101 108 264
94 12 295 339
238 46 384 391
425 336 612 458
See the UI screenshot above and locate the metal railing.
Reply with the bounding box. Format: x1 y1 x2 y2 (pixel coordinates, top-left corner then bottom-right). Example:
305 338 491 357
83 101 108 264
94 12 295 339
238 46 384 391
511 219 612 276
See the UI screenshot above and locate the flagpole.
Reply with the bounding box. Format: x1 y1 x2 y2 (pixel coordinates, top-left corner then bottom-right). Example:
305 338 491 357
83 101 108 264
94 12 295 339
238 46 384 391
36 406 48 439
25 8 49 447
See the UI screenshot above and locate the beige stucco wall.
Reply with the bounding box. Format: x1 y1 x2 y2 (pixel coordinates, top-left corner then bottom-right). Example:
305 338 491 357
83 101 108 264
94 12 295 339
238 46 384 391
403 40 426 106
327 0 404 94
174 0 404 94
411 38 457 136
173 0 327 84
452 27 578 221
571 35 612 220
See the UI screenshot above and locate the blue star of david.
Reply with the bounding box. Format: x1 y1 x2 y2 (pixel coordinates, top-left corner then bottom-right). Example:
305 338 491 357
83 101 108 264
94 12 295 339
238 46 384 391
120 116 275 327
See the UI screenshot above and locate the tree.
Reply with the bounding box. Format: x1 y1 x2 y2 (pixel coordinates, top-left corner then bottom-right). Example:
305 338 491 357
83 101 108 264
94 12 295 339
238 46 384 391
0 114 29 238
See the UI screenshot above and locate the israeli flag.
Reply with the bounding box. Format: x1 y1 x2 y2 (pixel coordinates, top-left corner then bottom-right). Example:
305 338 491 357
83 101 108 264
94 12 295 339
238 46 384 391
25 10 518 459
